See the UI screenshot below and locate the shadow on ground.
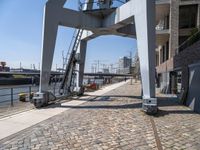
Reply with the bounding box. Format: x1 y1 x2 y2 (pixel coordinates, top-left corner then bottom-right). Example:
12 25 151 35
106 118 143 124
157 96 179 107
59 103 142 109
44 95 142 110
155 96 196 117
70 95 142 102
39 94 197 116
155 109 196 117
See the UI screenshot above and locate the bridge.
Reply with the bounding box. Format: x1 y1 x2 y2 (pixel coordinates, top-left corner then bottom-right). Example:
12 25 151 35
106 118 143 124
0 72 132 77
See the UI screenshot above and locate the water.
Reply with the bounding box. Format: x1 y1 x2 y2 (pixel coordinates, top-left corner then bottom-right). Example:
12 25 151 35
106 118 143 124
0 85 39 104
0 78 107 104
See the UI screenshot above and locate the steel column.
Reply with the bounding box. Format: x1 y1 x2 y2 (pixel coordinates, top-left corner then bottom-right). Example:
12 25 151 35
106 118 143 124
76 40 87 94
39 2 62 93
134 0 157 114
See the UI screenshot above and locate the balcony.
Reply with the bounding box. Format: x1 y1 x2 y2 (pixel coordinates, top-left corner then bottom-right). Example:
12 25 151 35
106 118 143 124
155 1 170 46
156 19 170 46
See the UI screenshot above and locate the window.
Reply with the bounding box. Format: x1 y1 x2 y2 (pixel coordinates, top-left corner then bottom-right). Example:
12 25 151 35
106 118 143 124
160 41 169 63
179 5 198 29
166 41 169 60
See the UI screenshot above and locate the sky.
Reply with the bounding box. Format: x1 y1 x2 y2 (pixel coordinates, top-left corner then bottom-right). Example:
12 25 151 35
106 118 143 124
0 0 137 72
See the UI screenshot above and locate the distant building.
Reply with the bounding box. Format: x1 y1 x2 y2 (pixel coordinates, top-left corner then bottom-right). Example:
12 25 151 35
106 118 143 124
117 56 132 74
102 68 109 73
0 62 10 72
10 68 39 73
0 66 10 72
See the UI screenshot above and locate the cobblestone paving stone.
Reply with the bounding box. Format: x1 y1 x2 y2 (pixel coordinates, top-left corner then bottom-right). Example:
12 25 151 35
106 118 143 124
153 95 200 150
0 81 200 150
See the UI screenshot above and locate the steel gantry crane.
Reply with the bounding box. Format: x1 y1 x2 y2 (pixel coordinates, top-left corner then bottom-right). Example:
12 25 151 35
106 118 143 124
33 0 158 114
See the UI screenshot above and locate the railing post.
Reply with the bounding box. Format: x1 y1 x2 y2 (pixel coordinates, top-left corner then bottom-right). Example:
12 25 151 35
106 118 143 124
53 82 56 95
29 86 31 100
11 88 13 107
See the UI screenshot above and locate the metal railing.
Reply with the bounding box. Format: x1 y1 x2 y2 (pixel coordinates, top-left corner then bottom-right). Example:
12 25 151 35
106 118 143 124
156 18 169 31
176 28 200 54
0 85 38 107
0 83 61 107
0 73 132 106
78 0 127 11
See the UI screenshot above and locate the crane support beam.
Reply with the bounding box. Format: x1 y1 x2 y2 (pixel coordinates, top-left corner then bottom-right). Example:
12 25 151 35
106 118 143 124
45 1 102 30
39 3 59 93
116 24 136 38
103 0 135 29
134 0 157 114
59 8 101 30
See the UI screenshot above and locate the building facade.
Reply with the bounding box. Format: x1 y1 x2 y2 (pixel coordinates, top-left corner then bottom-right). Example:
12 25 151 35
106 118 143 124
117 56 132 74
156 0 200 93
0 62 10 72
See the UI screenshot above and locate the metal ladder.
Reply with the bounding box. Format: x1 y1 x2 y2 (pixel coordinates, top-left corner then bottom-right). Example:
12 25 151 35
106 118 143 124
59 29 83 95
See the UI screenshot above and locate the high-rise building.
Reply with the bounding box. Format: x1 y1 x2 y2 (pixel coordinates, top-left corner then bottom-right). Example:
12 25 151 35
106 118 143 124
117 56 132 74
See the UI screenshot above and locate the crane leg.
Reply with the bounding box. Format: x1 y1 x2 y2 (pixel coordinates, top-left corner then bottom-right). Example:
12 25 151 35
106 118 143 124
134 0 157 114
33 1 63 107
75 40 88 95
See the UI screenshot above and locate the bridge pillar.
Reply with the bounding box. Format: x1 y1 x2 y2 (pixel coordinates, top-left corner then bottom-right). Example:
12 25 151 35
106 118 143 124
134 0 157 114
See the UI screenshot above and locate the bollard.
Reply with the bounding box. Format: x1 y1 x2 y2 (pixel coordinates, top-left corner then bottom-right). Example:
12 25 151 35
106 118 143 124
19 93 27 102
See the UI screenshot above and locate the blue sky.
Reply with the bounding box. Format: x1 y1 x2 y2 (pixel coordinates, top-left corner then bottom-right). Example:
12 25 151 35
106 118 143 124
0 0 137 72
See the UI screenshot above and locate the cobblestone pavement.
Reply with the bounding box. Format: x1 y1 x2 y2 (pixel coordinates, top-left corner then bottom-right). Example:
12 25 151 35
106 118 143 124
154 95 200 150
0 81 200 150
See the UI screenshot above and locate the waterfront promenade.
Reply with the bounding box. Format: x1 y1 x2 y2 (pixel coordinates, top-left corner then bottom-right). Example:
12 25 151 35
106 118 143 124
0 81 200 150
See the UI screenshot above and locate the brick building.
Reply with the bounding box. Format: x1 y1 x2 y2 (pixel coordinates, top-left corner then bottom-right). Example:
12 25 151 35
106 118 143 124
156 0 200 113
156 0 200 93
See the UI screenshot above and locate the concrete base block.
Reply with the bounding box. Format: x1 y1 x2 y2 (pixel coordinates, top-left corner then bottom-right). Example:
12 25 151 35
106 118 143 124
32 91 56 108
142 97 158 115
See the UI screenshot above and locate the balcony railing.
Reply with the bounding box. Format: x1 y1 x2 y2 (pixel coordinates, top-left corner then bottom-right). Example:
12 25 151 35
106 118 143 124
176 28 200 54
156 15 169 31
